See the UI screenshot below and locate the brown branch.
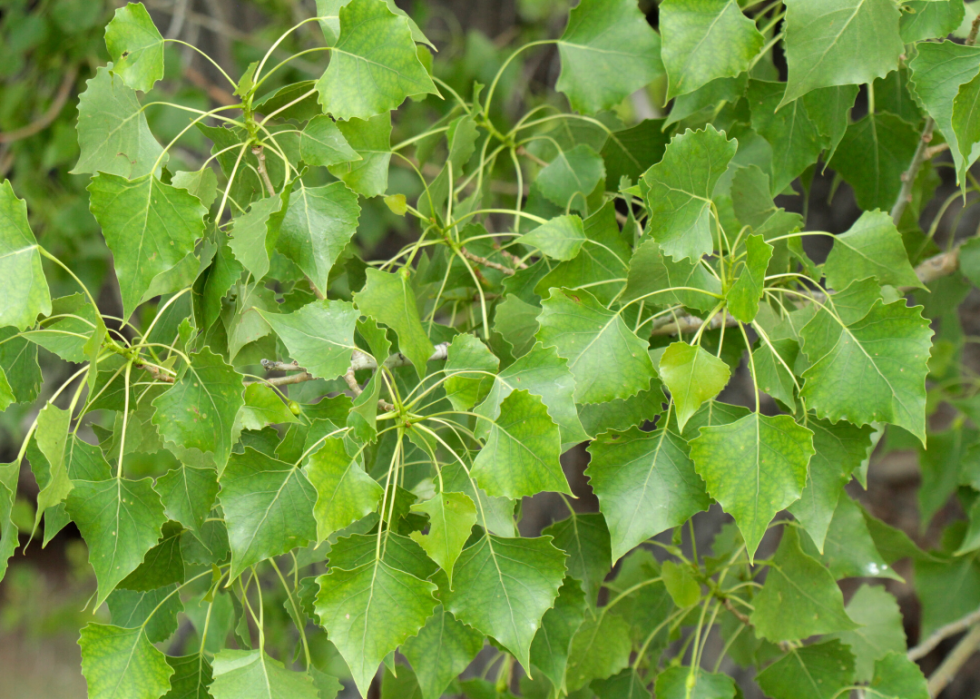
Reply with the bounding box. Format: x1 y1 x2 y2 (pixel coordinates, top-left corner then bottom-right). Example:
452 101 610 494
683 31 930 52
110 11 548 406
183 65 237 106
927 624 980 697
134 362 176 384
252 146 276 197
459 247 516 276
0 66 78 144
497 248 529 270
342 368 363 396
909 606 980 661
516 145 549 168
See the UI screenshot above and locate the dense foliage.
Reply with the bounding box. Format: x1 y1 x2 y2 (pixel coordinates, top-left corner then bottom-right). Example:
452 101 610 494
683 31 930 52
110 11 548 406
3 0 980 697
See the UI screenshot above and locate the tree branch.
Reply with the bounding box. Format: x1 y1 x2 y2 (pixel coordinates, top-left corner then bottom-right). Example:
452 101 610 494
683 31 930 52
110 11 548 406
926 623 980 698
909 606 980 661
0 66 78 144
459 247 517 276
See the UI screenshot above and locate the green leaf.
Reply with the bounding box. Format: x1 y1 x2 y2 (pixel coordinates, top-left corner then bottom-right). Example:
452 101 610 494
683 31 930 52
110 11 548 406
152 347 245 470
529 577 586 693
72 66 166 179
828 113 920 212
788 419 873 553
952 69 980 181
690 413 814 560
471 389 570 499
866 652 929 699
410 492 477 586
171 168 218 210
810 495 901 581
315 534 438 696
536 145 605 210
105 2 165 92
209 649 319 699
642 125 737 261
163 655 213 699
443 333 499 412
622 238 721 314
908 41 980 184
257 299 359 380
228 190 289 282
565 612 631 691
238 384 301 431
519 215 587 261
601 120 672 187
21 293 100 363
780 0 903 106
354 268 435 378
314 0 438 120
0 180 52 330
443 533 567 668
586 427 710 562
0 461 21 580
346 316 391 442
900 0 965 43
107 584 183 643
219 448 317 580
542 513 612 603
660 0 763 99
316 0 434 50
120 520 184 591
401 606 485 699
537 288 657 404
67 478 167 606
799 297 933 443
824 210 922 291
755 639 856 699
79 624 174 699
556 0 663 113
659 342 731 431
0 370 13 412
328 113 392 198
307 436 383 542
474 343 590 450
662 559 700 607
750 527 858 642
31 403 72 534
829 584 907 682
654 666 735 699
156 465 219 538
592 670 650 699
727 234 772 322
300 114 360 167
88 173 205 317
274 180 360 296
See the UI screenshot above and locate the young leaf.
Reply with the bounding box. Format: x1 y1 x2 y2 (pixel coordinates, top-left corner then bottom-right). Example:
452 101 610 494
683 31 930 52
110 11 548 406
219 448 317 580
314 0 438 120
829 584 907 682
79 624 174 699
755 639 856 699
0 462 20 580
537 288 657 404
209 649 319 699
824 210 922 291
750 527 859 642
727 234 773 323
31 403 72 534
443 333 498 412
564 612 632 691
256 300 359 381
443 533 567 669
780 0 903 106
401 606 485 699
72 67 166 179
660 0 763 99
529 577 587 693
799 298 933 444
238 384 301 431
156 465 219 538
659 342 732 431
586 427 711 562
556 0 663 113
314 534 439 696
474 343 590 450
228 190 289 282
542 513 612 603
471 389 570 499
535 145 605 210
519 214 587 261
642 125 737 261
151 347 245 470
866 652 929 699
328 112 392 197
353 268 435 378
299 114 360 167
409 491 477 586
788 419 873 553
306 436 383 542
105 2 165 93
88 172 206 317
0 180 52 331
654 666 736 699
274 180 360 296
689 413 814 561
66 477 167 606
